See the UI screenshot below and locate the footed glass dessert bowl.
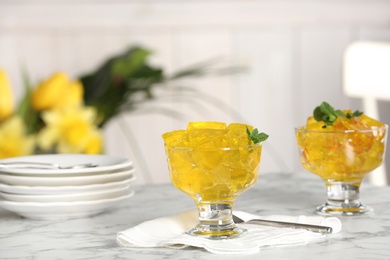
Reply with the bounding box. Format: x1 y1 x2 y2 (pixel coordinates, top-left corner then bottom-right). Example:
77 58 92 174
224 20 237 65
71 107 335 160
163 121 268 239
296 102 388 216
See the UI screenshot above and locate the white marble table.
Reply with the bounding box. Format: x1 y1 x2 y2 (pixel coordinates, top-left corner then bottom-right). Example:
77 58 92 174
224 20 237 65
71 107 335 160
1 172 390 259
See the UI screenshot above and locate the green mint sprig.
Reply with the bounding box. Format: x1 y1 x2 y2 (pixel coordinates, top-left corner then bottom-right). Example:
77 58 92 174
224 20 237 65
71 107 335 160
313 102 363 128
246 127 269 144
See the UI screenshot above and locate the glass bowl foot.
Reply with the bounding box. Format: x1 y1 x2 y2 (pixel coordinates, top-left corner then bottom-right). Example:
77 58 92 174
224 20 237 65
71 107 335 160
188 203 246 239
316 181 373 216
316 202 373 216
187 223 246 239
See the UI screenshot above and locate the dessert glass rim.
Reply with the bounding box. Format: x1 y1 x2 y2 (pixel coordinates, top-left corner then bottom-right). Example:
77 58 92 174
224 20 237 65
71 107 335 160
164 141 263 151
295 124 388 134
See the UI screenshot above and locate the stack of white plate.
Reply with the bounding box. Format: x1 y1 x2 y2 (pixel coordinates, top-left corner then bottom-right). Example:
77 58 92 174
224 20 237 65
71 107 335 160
0 154 136 220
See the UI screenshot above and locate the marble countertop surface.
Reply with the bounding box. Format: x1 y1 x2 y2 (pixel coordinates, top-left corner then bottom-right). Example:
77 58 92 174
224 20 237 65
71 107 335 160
1 172 390 259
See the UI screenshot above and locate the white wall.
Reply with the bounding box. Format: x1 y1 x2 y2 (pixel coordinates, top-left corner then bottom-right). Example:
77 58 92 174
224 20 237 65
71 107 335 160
1 0 390 185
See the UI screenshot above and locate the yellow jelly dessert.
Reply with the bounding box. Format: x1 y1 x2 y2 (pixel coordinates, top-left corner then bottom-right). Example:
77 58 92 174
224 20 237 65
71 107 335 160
296 102 387 182
163 121 267 203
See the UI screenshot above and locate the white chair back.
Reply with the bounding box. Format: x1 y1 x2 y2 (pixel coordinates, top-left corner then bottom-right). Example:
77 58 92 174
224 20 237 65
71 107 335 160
343 41 390 186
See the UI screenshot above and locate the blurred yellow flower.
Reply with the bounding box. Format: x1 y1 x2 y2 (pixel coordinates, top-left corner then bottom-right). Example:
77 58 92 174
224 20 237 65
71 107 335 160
37 105 103 154
0 69 14 122
0 116 35 159
84 131 104 154
1 46 213 163
31 72 83 111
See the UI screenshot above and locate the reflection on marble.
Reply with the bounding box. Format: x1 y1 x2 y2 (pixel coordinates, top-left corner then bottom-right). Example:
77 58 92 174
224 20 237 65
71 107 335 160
1 172 390 259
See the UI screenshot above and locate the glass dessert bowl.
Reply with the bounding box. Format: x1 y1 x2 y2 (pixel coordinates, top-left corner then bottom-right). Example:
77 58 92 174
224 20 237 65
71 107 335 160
163 121 268 239
295 102 388 216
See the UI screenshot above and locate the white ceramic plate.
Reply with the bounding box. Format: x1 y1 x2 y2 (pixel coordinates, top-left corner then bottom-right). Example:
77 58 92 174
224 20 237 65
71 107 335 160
0 154 133 175
0 168 135 186
0 166 134 177
0 175 136 195
0 191 134 220
0 185 132 203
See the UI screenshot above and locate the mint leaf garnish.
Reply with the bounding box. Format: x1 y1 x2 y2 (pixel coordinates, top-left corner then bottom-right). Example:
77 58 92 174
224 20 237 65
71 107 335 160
313 102 363 128
346 110 363 119
246 127 269 144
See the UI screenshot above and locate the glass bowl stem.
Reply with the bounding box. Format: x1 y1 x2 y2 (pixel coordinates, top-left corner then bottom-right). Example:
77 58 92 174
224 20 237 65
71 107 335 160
187 202 246 239
317 180 372 215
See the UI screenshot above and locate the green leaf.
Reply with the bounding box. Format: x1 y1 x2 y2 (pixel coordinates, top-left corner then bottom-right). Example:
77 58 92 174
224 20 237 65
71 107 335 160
79 46 162 126
313 101 363 127
79 45 241 127
15 68 42 134
246 127 269 144
111 47 151 78
346 110 363 119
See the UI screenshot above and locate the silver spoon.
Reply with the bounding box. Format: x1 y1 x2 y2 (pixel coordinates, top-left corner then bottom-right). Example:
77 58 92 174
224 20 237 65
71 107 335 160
233 214 332 234
0 162 98 170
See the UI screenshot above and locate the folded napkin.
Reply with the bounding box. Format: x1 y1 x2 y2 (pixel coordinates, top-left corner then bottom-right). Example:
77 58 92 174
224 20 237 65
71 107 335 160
116 210 341 254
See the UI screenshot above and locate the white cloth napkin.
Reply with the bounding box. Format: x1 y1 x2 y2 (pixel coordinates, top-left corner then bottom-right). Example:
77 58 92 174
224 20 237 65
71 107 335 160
116 210 342 254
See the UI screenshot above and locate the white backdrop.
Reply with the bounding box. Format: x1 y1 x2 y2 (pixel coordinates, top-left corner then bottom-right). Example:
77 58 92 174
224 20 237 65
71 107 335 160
1 0 390 185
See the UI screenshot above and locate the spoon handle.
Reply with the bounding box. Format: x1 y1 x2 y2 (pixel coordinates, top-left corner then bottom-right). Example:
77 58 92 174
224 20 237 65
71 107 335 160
233 215 332 234
246 219 333 234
